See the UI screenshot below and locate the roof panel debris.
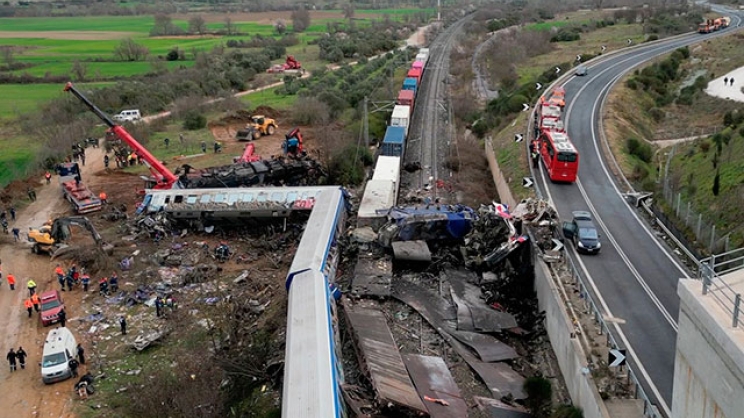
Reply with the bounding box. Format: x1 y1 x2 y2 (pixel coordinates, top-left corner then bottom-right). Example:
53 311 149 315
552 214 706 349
345 303 428 414
342 199 563 416
403 354 469 418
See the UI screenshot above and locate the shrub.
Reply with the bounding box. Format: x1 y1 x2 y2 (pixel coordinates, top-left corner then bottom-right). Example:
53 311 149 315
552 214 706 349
552 405 584 418
508 94 529 113
550 29 581 42
626 79 638 90
645 34 659 42
524 377 552 417
648 107 665 122
166 48 180 61
627 137 653 162
471 118 490 138
182 112 206 130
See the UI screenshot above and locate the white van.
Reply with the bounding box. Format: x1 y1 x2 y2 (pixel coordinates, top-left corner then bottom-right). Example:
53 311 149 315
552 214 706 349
113 109 142 122
41 327 78 384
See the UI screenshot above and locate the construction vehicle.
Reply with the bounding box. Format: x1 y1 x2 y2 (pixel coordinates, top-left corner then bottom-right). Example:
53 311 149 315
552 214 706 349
235 125 259 141
235 143 261 163
64 82 180 190
266 55 302 74
283 127 304 157
64 82 324 190
27 216 113 255
57 162 102 214
236 115 278 141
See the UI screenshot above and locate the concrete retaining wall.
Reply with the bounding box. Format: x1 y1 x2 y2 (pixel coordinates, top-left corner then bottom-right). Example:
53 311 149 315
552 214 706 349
671 279 744 418
485 137 516 209
534 258 612 418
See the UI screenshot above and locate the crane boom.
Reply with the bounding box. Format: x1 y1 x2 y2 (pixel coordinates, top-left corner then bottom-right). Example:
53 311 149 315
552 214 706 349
64 82 179 189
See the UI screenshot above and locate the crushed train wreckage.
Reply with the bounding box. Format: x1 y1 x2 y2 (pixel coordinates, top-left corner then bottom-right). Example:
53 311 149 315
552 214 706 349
177 156 326 189
343 198 562 417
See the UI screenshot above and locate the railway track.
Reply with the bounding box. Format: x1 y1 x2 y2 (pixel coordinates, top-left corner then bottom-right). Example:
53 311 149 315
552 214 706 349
403 16 470 201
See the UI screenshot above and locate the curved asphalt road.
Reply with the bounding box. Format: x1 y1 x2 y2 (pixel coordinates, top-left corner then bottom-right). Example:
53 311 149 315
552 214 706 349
536 8 744 416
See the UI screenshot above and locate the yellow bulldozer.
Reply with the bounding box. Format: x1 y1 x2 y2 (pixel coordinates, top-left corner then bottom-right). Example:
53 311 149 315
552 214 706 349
27 216 113 256
236 115 278 141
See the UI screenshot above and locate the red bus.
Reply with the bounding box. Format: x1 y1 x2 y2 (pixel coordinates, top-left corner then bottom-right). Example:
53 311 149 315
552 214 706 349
538 129 579 183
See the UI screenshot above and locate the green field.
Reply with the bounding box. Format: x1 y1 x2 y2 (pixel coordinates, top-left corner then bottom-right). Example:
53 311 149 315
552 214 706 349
0 82 111 116
0 15 158 32
240 85 298 110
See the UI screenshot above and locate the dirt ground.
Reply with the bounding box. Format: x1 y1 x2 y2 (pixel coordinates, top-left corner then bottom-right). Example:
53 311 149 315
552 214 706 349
0 120 304 416
0 145 111 418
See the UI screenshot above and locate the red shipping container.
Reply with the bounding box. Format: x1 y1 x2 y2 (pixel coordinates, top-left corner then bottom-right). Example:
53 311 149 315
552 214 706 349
397 90 415 108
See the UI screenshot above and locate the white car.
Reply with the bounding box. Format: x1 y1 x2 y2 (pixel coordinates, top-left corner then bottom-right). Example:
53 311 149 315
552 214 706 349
575 65 588 76
112 109 142 122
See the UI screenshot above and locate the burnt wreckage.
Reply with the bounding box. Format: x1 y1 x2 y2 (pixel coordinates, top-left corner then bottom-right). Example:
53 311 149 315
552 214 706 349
175 157 326 189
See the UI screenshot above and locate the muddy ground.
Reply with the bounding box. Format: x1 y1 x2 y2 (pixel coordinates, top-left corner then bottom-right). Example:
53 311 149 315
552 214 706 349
0 125 296 416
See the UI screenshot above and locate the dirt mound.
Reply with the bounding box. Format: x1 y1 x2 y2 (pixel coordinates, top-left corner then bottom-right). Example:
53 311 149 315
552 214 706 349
253 106 282 119
210 107 282 129
210 109 254 127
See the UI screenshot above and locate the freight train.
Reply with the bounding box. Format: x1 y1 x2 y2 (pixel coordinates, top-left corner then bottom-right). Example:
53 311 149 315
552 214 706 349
357 48 430 226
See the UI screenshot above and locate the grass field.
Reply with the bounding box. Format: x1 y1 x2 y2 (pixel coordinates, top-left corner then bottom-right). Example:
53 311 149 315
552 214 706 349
239 85 299 111
0 82 111 117
517 22 645 84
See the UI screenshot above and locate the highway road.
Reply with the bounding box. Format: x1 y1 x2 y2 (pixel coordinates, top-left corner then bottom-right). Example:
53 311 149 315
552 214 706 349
536 7 744 416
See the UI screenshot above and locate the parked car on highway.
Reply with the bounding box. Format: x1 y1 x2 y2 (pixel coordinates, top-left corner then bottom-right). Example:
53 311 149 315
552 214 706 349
562 211 602 254
40 290 65 326
575 65 588 76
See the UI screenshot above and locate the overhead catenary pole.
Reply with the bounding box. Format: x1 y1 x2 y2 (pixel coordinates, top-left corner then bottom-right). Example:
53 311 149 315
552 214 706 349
363 96 369 148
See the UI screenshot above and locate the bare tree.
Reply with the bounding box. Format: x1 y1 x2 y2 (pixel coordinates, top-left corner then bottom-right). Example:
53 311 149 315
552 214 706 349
224 16 235 35
0 46 15 67
113 38 150 61
342 3 355 20
71 60 88 82
274 19 286 35
188 15 207 35
291 7 310 32
151 13 175 36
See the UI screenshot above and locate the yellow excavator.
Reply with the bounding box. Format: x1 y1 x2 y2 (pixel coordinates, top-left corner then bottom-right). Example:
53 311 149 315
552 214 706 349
27 216 113 256
235 115 278 141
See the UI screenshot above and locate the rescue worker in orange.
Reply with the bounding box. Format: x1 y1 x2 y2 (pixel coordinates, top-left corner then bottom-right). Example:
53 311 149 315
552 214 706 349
24 299 33 318
54 265 64 281
99 191 107 205
31 293 40 312
6 273 15 290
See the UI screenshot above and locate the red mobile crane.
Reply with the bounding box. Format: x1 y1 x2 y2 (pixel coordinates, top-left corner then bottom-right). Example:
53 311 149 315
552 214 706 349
64 82 179 189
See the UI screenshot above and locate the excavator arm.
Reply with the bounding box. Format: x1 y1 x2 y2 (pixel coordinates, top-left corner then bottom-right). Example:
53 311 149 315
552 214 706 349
50 216 104 245
64 82 179 189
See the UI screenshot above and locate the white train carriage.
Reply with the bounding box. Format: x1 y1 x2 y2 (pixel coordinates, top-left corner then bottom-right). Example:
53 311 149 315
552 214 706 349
141 186 340 219
283 187 347 418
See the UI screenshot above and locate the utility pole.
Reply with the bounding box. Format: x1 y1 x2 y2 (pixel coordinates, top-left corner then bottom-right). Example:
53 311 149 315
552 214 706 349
437 0 441 21
363 96 369 147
